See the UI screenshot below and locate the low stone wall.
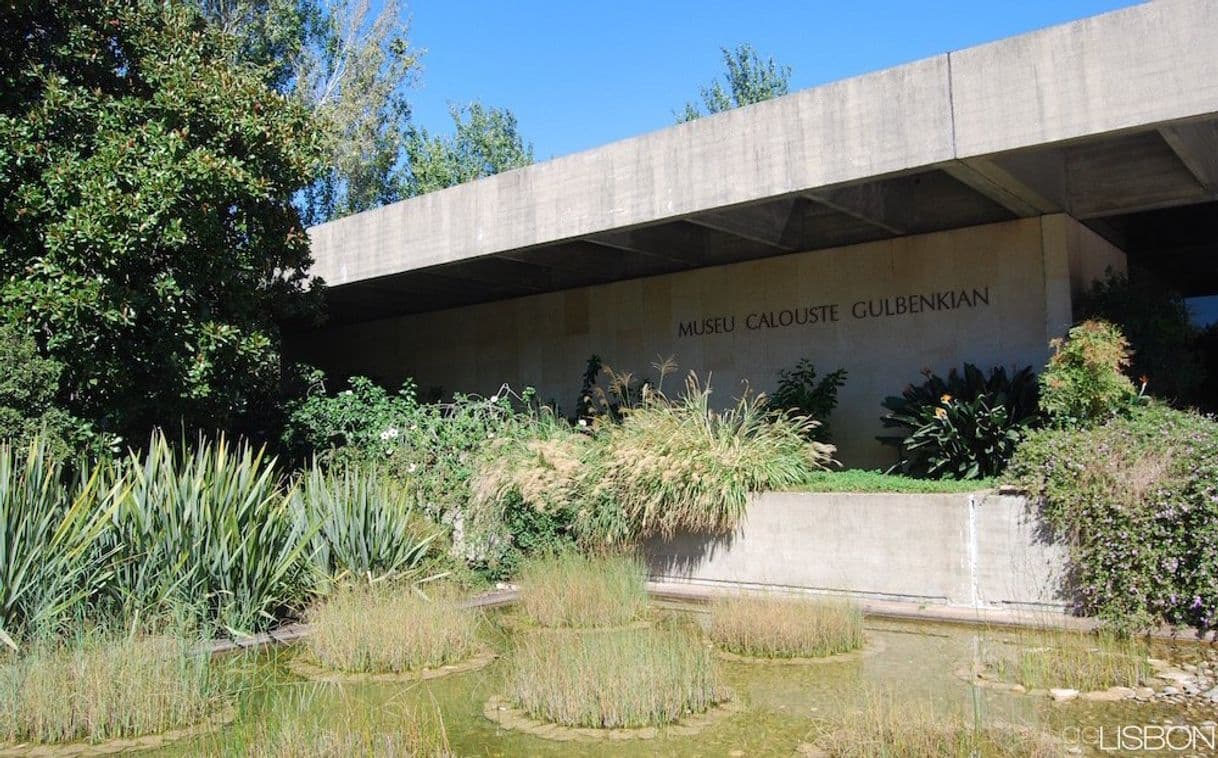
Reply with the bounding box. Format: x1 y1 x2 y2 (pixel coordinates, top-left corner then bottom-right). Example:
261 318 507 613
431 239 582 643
644 491 1072 612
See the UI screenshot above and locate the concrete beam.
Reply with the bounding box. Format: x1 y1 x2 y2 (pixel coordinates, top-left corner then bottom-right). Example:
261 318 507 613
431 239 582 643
683 198 802 251
802 185 907 235
1160 120 1218 193
940 158 1060 217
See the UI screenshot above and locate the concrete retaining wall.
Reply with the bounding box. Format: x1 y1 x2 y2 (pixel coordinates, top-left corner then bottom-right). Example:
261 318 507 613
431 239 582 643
644 490 1072 612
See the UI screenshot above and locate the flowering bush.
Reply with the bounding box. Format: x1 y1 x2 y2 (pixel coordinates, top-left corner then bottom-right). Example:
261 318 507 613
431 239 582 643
1039 320 1139 428
879 364 1040 479
1009 405 1218 633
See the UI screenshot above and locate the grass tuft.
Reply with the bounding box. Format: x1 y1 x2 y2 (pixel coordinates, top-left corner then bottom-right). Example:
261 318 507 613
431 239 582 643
816 691 1060 757
516 553 648 628
507 627 724 729
709 594 864 658
306 585 480 674
990 630 1151 691
0 634 224 745
234 686 452 757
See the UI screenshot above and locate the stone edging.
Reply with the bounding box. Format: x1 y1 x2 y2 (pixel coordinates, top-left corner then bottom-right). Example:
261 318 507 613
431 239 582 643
713 634 884 665
482 691 743 742
0 703 237 757
286 648 496 684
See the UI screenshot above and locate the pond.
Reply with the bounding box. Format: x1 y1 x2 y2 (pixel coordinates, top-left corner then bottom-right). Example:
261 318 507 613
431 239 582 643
157 605 1218 756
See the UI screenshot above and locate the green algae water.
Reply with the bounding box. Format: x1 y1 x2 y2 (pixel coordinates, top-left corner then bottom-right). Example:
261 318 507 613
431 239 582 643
161 610 1218 756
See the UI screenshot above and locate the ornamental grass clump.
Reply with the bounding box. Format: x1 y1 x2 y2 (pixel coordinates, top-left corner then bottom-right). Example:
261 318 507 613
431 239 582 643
305 585 480 674
0 635 225 745
507 627 724 729
815 691 1060 758
516 553 648 628
709 594 863 659
595 373 834 539
992 630 1151 691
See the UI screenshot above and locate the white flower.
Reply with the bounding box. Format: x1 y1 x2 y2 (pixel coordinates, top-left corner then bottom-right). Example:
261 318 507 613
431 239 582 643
341 390 353 396
487 432 495 439
578 419 588 427
408 463 418 473
489 394 499 403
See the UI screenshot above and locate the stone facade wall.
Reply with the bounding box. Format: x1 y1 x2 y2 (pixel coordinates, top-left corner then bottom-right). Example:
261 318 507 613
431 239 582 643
294 214 1124 468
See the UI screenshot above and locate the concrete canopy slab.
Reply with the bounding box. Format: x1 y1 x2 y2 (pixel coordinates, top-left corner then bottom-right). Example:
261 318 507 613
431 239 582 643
306 0 1218 322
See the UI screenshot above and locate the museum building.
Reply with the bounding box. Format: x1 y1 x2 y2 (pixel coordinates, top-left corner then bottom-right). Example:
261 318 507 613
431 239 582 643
292 0 1218 467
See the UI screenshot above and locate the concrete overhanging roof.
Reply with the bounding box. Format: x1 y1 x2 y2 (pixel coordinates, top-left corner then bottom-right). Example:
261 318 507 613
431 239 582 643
307 0 1218 324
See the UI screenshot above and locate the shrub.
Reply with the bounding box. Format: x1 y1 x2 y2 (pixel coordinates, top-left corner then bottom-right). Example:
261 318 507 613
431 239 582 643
0 325 96 458
814 691 1060 757
989 631 1150 691
594 374 834 539
1009 405 1218 632
879 363 1039 479
305 585 480 674
507 627 724 729
769 360 847 443
1039 320 1138 428
0 437 114 648
708 595 863 658
516 554 648 629
296 465 436 583
1078 268 1204 405
0 635 225 745
103 433 317 636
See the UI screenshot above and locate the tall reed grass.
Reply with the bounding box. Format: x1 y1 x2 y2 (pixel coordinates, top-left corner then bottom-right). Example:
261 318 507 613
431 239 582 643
709 594 864 658
228 686 451 757
507 627 723 729
991 630 1151 691
516 553 648 628
306 585 481 673
0 634 225 744
815 691 1060 757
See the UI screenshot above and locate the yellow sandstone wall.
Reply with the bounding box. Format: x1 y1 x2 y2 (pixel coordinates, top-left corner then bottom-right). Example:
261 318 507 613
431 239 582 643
295 214 1125 468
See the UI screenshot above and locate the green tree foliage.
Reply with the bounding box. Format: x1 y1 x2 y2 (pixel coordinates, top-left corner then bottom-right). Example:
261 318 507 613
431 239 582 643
1077 268 1205 406
0 325 97 456
401 102 535 198
198 0 420 225
678 43 792 122
768 360 847 443
0 0 325 442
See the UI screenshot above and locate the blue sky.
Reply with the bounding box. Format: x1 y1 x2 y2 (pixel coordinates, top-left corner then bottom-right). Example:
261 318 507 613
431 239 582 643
405 1 1141 160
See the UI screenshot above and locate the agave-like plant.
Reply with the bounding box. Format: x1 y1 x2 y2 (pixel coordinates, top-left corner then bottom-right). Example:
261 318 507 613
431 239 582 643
102 433 319 636
0 437 116 649
295 465 437 583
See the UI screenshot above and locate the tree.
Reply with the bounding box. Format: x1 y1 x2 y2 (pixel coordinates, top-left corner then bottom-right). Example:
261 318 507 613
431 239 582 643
678 43 792 123
401 102 534 198
0 0 325 442
198 0 420 225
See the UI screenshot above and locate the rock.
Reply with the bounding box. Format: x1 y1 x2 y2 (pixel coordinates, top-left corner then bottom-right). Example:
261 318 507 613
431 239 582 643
1162 686 1180 696
1158 669 1194 683
1205 686 1218 701
1147 658 1171 669
1136 687 1156 699
1010 684 1026 694
1108 686 1137 699
1082 690 1125 702
1050 688 1080 702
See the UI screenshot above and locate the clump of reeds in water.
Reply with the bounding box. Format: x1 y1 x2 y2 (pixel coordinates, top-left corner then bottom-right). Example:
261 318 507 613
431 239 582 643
992 629 1151 691
516 553 648 628
815 691 1061 757
507 627 724 729
305 584 481 674
0 634 224 745
231 686 452 757
709 594 864 659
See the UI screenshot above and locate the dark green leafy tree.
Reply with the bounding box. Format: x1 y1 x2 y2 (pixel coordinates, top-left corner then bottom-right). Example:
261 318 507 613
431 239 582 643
0 0 325 443
678 43 792 122
769 360 847 444
401 102 534 198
